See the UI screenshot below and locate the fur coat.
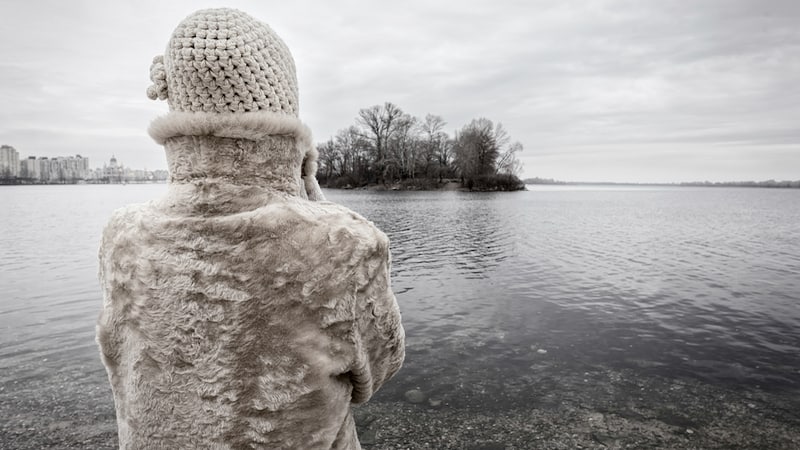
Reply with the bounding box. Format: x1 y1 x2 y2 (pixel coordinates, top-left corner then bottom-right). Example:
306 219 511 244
96 112 405 449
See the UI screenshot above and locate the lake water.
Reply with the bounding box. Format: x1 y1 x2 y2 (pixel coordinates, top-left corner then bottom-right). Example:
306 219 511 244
1 184 799 448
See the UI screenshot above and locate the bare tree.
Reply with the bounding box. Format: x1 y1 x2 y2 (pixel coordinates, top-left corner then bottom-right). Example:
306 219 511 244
453 118 500 179
316 139 339 180
387 114 418 180
357 102 409 184
496 141 524 176
419 114 452 180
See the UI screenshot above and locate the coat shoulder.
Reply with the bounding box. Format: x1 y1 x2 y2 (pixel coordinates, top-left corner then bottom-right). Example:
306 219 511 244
100 202 153 250
248 199 391 290
264 199 390 253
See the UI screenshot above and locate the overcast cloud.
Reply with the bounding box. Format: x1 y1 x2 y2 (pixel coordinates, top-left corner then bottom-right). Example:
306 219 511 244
1 0 798 182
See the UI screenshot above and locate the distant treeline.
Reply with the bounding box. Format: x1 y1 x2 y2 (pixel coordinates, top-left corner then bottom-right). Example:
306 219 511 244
678 180 800 188
523 177 568 185
523 178 800 188
316 102 524 191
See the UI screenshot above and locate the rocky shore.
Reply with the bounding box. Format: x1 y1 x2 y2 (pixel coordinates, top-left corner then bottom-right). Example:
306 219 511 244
356 380 800 449
2 362 798 449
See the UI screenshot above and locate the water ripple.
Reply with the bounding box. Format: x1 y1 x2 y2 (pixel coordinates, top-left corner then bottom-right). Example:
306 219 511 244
2 185 799 393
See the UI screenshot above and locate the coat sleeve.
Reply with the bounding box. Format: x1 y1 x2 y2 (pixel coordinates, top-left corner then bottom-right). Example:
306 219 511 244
348 236 405 404
96 212 124 376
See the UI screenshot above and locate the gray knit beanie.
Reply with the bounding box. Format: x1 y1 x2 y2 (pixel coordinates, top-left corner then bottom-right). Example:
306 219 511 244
147 8 299 116
146 8 325 201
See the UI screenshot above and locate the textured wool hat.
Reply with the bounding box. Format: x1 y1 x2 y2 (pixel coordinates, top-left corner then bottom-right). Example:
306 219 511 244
147 8 299 116
146 8 324 201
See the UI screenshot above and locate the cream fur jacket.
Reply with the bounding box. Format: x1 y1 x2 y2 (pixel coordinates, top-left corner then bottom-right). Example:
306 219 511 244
96 112 405 449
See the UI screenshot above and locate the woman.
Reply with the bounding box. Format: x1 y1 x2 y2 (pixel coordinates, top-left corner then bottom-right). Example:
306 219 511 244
97 8 405 449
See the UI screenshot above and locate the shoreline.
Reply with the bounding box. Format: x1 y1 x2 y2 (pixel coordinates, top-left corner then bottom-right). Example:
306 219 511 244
2 362 798 449
320 179 527 192
322 180 464 192
524 179 800 189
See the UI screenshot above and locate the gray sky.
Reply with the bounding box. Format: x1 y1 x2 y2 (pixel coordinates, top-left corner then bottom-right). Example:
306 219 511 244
1 0 798 183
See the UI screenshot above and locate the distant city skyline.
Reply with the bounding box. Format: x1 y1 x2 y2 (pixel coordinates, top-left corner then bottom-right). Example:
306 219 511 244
0 144 167 183
1 145 157 171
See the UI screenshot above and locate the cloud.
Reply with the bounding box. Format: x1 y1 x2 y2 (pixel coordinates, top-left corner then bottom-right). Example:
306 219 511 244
1 0 798 182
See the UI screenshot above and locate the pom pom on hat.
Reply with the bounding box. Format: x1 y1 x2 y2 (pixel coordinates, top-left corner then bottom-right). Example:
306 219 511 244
146 56 168 101
148 8 299 116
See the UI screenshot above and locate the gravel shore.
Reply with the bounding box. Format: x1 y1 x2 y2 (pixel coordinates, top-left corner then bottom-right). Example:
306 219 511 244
2 362 798 449
352 362 800 450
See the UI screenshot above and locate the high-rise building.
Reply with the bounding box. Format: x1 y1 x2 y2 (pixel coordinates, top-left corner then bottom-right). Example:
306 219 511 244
0 145 20 179
56 155 90 181
38 157 51 182
20 156 40 181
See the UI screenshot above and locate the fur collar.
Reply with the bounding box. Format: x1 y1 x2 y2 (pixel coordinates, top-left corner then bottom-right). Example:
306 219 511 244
149 112 324 201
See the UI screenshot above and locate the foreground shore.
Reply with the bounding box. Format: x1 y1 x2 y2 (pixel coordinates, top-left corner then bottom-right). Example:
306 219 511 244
2 362 798 449
355 363 800 450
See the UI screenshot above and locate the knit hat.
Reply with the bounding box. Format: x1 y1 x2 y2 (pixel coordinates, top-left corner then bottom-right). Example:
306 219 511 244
147 8 299 116
147 8 324 201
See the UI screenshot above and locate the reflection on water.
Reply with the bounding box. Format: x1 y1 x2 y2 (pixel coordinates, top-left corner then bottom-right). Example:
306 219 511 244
1 184 799 422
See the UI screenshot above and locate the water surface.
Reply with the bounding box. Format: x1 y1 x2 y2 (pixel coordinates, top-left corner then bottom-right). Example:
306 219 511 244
1 184 798 447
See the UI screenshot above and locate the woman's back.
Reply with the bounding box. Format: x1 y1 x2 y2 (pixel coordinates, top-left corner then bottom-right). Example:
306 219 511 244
96 9 404 449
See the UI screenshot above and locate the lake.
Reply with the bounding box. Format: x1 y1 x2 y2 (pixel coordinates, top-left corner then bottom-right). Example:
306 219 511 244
1 184 799 449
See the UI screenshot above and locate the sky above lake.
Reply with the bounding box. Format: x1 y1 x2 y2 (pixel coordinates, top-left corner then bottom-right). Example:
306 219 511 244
1 0 798 183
